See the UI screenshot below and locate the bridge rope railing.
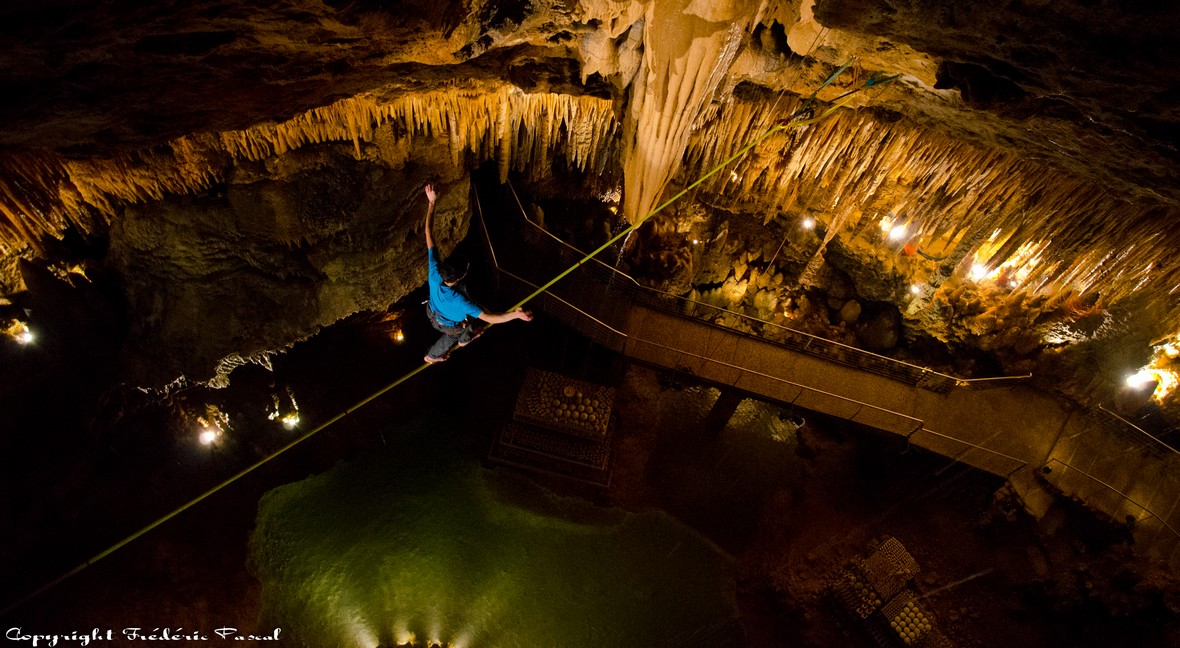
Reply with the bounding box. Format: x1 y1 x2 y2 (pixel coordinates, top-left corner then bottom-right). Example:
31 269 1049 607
1094 405 1180 458
481 245 1034 479
495 184 1031 394
489 260 925 429
1041 457 1180 551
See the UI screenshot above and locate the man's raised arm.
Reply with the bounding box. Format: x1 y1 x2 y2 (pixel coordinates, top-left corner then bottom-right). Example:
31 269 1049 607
423 184 437 250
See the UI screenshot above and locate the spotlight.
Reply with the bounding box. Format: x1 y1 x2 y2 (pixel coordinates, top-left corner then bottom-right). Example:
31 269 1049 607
692 239 699 245
281 413 300 430
394 330 405 343
196 407 229 446
888 225 907 241
6 321 33 344
970 263 988 280
1126 370 1158 390
910 284 922 295
801 218 815 230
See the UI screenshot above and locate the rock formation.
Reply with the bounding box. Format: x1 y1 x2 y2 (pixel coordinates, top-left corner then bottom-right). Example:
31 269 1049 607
0 0 1177 416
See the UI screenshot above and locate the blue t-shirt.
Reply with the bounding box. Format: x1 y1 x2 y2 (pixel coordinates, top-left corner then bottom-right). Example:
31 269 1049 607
427 247 482 325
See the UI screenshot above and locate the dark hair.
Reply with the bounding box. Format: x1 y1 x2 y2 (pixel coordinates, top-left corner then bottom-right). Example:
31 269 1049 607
439 257 469 284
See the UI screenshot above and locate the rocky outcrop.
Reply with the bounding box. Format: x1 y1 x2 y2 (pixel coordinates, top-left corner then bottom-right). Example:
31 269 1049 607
106 142 467 386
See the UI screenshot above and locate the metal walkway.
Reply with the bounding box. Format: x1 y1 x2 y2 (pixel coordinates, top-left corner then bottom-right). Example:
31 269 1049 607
475 185 1180 574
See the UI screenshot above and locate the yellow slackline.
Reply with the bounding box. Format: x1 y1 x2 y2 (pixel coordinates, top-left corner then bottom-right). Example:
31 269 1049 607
3 69 893 616
2 363 432 616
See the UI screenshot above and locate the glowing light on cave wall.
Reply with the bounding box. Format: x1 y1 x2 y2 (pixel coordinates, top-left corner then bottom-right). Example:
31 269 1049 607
1141 333 1180 400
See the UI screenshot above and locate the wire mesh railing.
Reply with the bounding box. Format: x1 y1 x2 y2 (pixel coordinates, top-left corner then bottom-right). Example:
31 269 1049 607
909 427 1030 478
1095 405 1180 458
1042 457 1180 557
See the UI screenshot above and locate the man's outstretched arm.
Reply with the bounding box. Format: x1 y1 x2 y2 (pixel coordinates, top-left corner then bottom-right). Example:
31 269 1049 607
423 184 437 250
478 308 534 325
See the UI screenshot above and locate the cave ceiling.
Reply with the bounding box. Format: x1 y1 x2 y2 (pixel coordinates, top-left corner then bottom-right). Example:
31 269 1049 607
2 0 1180 390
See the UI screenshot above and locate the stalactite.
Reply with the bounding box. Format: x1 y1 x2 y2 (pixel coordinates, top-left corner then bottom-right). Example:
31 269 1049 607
0 86 621 258
1 46 1178 334
677 89 1180 328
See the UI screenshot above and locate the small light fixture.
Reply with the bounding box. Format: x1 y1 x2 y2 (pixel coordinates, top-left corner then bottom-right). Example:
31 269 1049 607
196 408 229 446
691 239 699 245
802 218 815 230
888 225 907 241
199 427 220 445
281 413 301 430
970 263 988 280
394 330 405 343
910 284 922 295
730 171 739 181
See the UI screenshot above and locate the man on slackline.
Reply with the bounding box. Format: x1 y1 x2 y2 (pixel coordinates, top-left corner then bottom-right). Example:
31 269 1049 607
421 184 532 363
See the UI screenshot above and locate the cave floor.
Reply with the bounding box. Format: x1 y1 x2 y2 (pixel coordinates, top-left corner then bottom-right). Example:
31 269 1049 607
3 309 1178 647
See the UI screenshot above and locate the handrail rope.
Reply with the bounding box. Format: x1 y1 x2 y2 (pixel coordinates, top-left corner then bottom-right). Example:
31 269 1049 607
504 177 1030 387
1097 405 1180 457
472 183 499 274
495 264 925 428
498 263 1043 478
1043 457 1180 541
3 68 896 616
912 427 1029 475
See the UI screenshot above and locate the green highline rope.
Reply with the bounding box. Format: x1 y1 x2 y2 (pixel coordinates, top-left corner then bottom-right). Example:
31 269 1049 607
4 65 894 616
2 362 431 616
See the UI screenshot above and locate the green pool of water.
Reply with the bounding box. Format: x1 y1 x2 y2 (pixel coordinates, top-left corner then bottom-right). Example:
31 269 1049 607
251 418 743 647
